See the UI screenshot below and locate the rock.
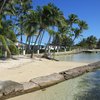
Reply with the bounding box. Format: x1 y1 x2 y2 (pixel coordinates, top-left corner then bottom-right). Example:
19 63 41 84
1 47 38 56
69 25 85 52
30 73 65 88
22 82 40 93
88 61 100 67
61 70 81 80
76 66 88 73
85 66 95 72
60 61 100 80
60 66 87 80
0 81 23 96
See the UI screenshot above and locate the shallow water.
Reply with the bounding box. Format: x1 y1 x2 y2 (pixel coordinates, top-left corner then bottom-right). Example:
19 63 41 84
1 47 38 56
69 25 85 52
74 70 100 100
55 52 100 63
9 70 100 100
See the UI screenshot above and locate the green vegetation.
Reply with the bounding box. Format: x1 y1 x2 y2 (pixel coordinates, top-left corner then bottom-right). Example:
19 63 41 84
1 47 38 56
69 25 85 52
97 39 100 49
2 0 99 58
78 35 100 49
0 20 18 57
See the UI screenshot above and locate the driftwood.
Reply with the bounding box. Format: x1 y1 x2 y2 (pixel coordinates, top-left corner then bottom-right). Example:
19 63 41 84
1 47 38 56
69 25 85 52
42 53 59 61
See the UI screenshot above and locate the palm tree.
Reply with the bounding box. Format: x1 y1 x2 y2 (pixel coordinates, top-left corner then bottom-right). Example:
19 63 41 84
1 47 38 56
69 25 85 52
0 0 21 57
23 10 39 53
14 0 32 43
61 35 74 50
78 20 88 31
0 35 11 57
72 20 88 42
67 14 78 28
78 38 88 48
86 35 97 49
0 20 18 57
30 6 49 58
30 3 66 58
67 14 79 42
97 39 100 49
73 28 82 42
67 14 88 43
45 29 55 53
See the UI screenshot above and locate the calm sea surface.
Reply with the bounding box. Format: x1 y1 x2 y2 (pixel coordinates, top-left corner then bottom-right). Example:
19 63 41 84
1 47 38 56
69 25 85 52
9 53 100 100
55 52 100 63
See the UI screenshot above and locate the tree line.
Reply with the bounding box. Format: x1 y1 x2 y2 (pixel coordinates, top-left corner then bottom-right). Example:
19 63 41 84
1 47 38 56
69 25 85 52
77 35 100 49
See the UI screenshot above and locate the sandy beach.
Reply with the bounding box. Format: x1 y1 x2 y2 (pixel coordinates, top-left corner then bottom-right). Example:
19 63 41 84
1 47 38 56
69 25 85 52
0 56 88 82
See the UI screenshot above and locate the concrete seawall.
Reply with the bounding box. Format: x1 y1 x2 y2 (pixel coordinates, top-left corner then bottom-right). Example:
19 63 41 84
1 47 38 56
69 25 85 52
25 49 84 57
0 61 100 100
54 49 83 56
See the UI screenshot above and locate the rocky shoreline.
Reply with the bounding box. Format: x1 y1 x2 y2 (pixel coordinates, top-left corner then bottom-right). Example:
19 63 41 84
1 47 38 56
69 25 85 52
0 61 100 100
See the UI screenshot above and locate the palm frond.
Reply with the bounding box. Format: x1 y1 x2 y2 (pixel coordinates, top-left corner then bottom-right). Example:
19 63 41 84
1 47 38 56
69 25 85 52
0 35 11 57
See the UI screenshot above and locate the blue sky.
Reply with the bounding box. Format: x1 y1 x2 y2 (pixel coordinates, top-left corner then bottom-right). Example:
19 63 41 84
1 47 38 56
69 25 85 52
31 0 100 44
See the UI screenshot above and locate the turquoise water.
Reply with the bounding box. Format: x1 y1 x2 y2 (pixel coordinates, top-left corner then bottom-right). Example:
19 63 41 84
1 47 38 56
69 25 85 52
55 52 100 63
10 70 100 100
35 70 100 100
74 70 100 100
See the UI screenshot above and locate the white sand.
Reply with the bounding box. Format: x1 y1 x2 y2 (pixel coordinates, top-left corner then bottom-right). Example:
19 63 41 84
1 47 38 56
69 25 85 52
0 56 88 82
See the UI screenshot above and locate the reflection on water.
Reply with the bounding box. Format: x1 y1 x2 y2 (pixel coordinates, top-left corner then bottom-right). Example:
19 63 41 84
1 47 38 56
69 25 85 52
9 70 100 100
55 52 100 63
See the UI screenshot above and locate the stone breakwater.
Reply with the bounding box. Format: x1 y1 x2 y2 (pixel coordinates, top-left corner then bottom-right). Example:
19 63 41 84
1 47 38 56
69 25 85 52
0 61 100 100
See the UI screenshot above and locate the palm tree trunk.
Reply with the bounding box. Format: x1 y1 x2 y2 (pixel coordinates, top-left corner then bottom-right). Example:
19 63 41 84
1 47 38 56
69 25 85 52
26 36 31 53
69 36 75 50
30 29 42 58
38 32 42 50
52 35 57 59
38 31 45 52
28 36 31 52
45 35 51 54
20 22 23 43
25 36 29 53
